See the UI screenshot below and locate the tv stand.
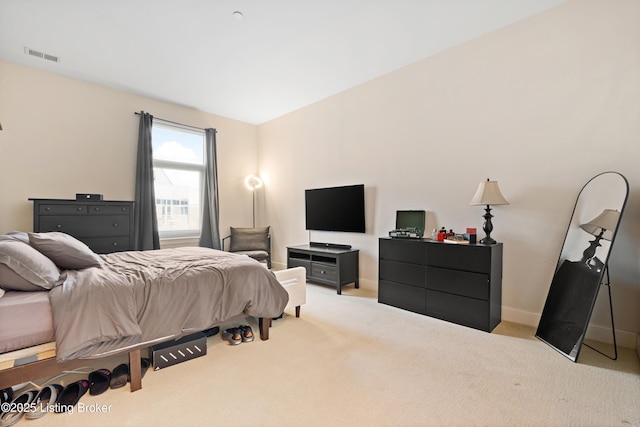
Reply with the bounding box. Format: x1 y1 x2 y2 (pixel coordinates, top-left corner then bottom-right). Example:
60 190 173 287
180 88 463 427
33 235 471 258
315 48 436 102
310 241 352 250
287 244 359 295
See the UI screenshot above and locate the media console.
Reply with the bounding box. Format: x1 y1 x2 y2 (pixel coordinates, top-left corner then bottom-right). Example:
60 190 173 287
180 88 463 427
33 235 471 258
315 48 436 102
287 244 359 295
378 237 502 332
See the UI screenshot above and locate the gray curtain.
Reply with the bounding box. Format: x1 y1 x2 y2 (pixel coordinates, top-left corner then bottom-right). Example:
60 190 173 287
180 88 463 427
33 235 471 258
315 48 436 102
199 128 221 249
200 128 222 249
134 111 160 250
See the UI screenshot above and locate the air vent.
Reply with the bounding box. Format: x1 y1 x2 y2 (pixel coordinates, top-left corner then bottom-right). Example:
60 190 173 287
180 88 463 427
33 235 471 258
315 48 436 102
24 47 60 63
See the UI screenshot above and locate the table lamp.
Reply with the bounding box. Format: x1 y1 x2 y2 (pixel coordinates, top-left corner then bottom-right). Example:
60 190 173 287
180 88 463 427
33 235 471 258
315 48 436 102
469 178 509 244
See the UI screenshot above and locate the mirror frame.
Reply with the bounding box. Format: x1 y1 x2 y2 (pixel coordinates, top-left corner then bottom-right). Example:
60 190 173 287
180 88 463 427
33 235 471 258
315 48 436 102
536 171 629 361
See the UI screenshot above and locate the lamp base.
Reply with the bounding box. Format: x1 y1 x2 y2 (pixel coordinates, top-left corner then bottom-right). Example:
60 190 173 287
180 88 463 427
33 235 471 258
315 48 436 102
581 233 603 264
479 236 496 245
480 205 497 245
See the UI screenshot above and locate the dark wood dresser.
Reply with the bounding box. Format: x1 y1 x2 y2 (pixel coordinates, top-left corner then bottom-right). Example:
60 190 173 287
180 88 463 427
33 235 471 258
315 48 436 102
30 198 135 253
378 237 502 332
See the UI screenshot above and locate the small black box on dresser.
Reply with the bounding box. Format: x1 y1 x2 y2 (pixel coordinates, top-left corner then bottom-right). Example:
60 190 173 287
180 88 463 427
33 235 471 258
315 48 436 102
75 193 103 201
29 198 135 253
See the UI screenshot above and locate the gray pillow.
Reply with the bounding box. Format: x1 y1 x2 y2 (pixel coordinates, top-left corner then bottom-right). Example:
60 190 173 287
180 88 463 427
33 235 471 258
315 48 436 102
229 226 270 252
0 240 61 291
28 232 103 270
0 231 29 243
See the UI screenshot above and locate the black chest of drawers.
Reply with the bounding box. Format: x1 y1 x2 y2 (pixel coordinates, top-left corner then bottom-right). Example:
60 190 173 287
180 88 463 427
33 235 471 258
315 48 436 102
30 198 135 254
378 237 502 332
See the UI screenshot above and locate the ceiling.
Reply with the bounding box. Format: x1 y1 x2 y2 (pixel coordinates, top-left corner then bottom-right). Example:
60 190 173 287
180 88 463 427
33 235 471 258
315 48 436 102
0 0 566 125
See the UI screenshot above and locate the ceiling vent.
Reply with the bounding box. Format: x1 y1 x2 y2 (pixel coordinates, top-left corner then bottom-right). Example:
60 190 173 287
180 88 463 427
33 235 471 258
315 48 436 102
24 47 60 63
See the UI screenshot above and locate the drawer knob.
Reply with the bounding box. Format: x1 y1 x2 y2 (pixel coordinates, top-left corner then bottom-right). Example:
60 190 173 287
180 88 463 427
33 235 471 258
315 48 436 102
112 223 118 227
77 207 83 211
113 242 118 246
95 207 100 212
320 270 326 274
45 207 51 211
56 225 62 229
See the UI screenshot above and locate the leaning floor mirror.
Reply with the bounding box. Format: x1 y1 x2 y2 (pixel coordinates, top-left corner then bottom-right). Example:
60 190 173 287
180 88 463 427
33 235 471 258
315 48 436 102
536 171 629 362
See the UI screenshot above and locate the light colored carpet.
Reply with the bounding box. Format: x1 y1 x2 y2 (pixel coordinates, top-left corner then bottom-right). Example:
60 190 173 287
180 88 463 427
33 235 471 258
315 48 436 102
13 284 640 427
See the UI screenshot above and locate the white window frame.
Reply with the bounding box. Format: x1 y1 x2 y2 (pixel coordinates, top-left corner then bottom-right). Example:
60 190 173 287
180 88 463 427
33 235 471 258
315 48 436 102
152 122 205 239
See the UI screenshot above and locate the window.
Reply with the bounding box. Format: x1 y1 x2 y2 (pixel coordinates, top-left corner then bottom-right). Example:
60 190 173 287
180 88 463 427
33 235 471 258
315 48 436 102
152 122 204 238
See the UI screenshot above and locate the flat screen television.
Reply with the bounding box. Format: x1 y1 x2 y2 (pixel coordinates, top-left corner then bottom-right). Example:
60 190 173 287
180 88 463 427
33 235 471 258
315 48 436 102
305 184 365 233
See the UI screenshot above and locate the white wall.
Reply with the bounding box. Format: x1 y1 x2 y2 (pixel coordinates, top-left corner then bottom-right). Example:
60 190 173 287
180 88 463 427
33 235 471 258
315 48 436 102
0 60 258 244
258 0 640 346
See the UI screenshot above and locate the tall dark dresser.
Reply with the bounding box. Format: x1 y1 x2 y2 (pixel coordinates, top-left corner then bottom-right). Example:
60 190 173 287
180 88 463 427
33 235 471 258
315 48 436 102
30 198 135 254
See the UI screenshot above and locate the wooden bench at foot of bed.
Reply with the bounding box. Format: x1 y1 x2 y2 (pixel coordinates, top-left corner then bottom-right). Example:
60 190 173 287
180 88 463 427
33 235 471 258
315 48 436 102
0 317 273 392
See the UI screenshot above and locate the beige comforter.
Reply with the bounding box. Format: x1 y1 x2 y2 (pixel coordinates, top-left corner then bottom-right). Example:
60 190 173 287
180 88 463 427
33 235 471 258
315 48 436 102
49 247 288 361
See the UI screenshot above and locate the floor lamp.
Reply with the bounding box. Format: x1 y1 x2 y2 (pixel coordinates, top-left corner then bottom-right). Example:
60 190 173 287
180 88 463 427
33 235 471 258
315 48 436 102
244 174 263 228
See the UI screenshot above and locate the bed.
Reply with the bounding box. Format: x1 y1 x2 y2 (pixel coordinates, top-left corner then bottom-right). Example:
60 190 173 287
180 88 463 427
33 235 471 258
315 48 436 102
0 231 289 391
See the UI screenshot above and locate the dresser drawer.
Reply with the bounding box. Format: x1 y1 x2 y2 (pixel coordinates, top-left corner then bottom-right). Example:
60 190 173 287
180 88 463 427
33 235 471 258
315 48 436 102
39 204 87 215
380 238 427 264
88 205 132 215
379 259 425 287
81 236 131 253
426 266 489 300
425 290 490 331
39 215 130 237
426 243 492 274
310 263 337 283
379 280 425 313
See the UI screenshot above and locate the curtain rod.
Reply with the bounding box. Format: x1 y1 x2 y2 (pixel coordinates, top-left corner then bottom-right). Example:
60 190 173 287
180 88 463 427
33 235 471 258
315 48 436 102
134 112 215 133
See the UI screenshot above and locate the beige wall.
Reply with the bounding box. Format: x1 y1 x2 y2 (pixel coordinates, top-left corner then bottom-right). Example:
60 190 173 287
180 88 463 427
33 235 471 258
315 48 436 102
258 0 640 345
0 60 259 243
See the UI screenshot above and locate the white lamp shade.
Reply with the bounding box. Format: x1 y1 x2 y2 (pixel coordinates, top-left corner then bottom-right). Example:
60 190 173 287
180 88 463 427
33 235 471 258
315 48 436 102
244 174 263 191
469 180 509 206
580 209 620 241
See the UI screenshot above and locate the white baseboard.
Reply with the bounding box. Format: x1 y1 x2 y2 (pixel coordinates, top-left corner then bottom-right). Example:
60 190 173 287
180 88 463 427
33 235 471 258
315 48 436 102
271 261 287 271
501 306 540 328
502 306 637 350
356 277 377 291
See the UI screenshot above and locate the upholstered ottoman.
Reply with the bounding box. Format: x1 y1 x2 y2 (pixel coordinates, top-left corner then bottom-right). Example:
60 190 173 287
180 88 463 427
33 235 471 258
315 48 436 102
274 267 306 317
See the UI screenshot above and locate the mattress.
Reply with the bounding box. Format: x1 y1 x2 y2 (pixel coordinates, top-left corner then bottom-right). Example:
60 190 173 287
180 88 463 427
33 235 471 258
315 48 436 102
0 290 54 354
